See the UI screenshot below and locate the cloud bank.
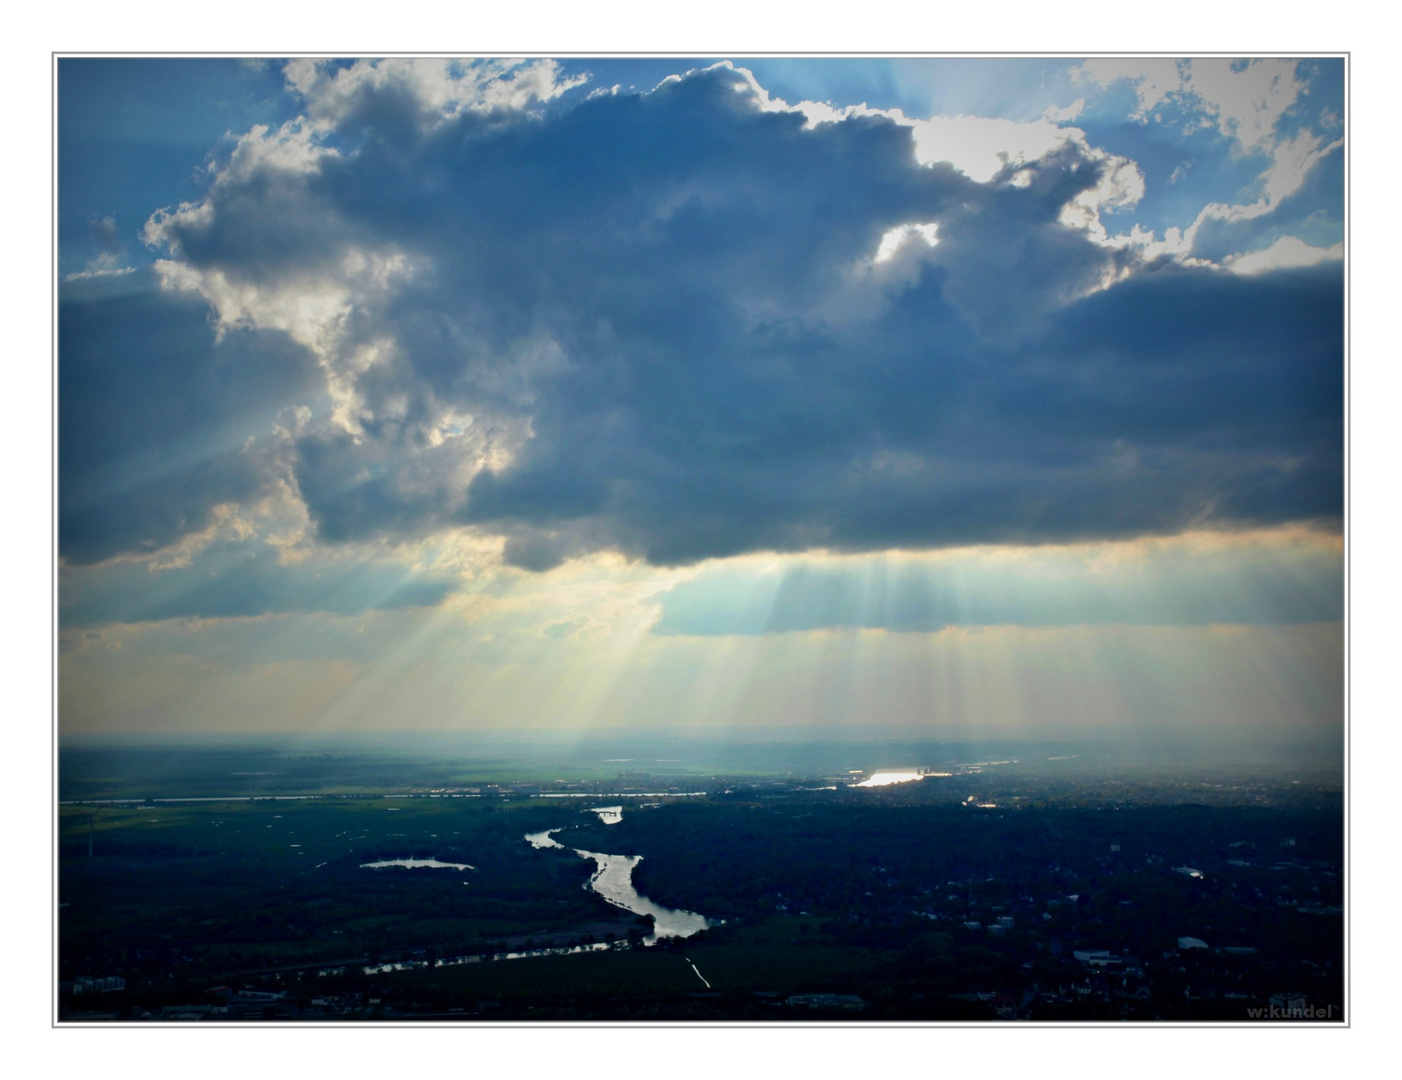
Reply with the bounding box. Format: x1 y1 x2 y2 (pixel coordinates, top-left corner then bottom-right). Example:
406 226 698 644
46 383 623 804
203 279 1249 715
65 59 1343 589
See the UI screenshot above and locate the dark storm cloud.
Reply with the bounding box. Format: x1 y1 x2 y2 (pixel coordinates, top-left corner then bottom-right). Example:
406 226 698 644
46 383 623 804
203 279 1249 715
59 269 323 565
133 64 1344 570
290 425 470 544
456 258 1340 567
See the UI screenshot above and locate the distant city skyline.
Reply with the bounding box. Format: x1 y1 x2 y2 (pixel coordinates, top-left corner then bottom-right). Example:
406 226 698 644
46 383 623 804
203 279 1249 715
58 57 1343 742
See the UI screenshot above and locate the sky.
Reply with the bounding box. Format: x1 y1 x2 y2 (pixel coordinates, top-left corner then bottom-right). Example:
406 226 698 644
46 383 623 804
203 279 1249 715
56 56 1344 746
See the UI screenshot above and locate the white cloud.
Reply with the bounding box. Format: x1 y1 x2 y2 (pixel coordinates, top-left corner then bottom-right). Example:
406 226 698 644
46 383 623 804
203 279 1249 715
873 221 939 263
1262 129 1343 206
721 62 846 127
724 63 1143 243
1077 57 1322 204
908 113 1080 183
142 199 214 251
1119 127 1341 270
1182 58 1305 156
63 264 135 282
1080 58 1185 116
1225 236 1343 275
1079 59 1341 272
1058 149 1146 243
223 119 336 181
1044 98 1086 124
140 59 595 461
284 58 586 133
151 247 409 357
1078 58 1305 155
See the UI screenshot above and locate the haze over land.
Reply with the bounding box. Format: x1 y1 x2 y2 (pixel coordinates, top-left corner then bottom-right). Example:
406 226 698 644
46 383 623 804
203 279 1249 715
58 57 1342 751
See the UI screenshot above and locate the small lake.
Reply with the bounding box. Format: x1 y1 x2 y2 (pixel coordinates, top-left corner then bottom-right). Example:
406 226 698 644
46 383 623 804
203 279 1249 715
360 857 474 870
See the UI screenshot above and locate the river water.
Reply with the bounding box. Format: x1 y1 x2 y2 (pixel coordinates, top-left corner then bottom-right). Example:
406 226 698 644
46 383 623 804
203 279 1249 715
525 810 709 944
360 940 627 975
574 849 709 943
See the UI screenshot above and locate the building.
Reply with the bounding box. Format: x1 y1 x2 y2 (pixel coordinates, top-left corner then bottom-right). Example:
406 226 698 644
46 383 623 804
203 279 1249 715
73 976 125 995
786 994 865 1011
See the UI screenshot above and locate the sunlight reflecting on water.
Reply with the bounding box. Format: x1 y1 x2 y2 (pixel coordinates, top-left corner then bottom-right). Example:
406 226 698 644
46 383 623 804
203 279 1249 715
854 770 925 787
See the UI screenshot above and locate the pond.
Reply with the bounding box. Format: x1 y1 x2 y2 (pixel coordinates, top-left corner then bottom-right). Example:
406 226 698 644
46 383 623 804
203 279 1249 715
359 857 474 870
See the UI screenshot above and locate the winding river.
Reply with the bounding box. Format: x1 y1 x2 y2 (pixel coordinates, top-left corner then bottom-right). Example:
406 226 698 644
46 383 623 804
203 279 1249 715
525 810 710 945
